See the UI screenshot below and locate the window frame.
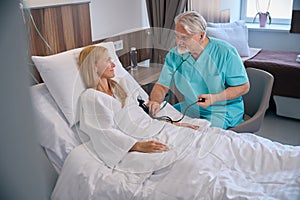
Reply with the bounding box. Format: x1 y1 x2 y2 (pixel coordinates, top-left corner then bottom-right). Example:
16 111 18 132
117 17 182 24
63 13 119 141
240 0 293 25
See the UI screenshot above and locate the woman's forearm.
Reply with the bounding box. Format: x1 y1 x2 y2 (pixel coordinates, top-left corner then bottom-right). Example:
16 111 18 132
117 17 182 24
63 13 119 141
130 141 169 153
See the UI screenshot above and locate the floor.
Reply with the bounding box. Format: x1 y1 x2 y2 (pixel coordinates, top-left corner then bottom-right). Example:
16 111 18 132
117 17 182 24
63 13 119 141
255 109 300 146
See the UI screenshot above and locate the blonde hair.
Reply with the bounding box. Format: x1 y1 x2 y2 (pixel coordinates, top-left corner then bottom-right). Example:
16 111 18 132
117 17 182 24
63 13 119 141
174 11 207 35
78 45 127 107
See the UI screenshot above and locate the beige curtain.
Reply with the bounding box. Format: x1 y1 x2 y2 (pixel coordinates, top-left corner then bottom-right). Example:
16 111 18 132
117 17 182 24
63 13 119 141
190 0 230 23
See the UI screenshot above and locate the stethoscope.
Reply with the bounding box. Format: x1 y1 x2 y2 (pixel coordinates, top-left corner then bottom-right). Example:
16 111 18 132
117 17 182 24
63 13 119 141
159 53 190 110
137 53 205 123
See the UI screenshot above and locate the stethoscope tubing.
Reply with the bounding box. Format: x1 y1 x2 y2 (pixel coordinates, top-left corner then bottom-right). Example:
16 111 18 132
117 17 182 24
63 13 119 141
152 54 199 123
160 54 190 110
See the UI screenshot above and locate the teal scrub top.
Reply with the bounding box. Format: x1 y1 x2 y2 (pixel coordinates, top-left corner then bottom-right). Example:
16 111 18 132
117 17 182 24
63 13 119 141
158 37 248 129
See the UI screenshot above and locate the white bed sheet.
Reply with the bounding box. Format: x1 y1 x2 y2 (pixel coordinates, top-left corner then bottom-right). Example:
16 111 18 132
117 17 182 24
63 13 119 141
30 83 81 173
52 102 300 200
47 42 299 199
52 128 300 200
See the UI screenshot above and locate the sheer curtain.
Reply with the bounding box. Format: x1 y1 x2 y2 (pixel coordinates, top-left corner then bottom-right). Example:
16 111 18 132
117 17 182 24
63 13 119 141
146 0 187 63
290 0 300 33
190 0 230 23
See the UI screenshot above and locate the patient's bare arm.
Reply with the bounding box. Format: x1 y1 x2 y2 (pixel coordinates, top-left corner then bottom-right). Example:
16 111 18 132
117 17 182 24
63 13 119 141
130 141 169 153
172 122 200 130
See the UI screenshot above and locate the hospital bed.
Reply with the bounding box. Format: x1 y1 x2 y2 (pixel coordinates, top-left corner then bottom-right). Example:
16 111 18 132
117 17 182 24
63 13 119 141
30 42 300 199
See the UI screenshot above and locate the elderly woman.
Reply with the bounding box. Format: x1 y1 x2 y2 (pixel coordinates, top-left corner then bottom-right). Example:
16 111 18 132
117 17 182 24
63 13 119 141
78 45 200 156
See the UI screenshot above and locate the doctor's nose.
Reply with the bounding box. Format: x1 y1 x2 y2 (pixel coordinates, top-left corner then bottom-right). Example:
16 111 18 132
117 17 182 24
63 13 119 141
176 37 183 44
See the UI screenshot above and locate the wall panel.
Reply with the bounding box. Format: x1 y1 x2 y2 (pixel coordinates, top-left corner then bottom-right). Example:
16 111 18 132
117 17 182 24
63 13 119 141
29 3 92 56
93 28 152 68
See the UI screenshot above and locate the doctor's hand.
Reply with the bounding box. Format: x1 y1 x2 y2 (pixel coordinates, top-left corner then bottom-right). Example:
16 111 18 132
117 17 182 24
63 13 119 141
197 94 215 108
147 101 160 116
130 141 169 153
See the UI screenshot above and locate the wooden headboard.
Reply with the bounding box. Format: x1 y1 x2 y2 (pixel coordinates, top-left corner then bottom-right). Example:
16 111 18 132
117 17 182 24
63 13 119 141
27 2 92 83
29 3 92 56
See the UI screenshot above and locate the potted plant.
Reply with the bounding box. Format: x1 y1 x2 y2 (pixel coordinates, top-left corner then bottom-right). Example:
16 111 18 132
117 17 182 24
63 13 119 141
252 0 272 27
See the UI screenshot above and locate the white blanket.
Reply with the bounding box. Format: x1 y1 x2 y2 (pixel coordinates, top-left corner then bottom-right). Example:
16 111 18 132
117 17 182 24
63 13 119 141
78 81 209 173
52 79 300 200
52 131 300 199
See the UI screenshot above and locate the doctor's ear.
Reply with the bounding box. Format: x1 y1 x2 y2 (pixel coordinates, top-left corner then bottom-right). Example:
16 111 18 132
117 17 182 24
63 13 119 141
199 32 205 40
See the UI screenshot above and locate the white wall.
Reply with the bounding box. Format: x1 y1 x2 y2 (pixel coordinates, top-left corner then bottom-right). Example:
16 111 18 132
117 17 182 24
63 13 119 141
90 0 149 41
248 30 300 52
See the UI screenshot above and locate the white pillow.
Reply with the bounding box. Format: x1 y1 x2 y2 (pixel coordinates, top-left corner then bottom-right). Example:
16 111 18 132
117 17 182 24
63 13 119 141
207 20 248 41
206 21 250 57
32 42 127 127
30 83 81 173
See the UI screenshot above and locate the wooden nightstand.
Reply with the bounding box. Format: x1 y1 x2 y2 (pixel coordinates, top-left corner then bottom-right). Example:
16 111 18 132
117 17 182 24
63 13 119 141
126 59 162 94
127 59 162 90
127 59 181 103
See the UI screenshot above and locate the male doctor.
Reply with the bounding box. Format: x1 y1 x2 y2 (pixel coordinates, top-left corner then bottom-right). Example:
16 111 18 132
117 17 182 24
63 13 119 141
148 11 249 129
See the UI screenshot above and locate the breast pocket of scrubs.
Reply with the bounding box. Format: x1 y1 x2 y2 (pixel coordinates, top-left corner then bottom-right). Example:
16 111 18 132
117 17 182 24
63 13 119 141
205 75 224 94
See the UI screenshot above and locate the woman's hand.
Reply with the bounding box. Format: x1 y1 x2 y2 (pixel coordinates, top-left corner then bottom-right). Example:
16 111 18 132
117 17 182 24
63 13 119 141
130 141 169 153
173 122 200 130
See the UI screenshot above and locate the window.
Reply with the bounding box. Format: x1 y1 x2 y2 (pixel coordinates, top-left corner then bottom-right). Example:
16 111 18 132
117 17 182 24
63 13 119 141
241 0 293 25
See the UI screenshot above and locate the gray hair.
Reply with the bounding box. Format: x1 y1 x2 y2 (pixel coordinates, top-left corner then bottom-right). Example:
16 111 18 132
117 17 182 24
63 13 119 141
174 11 207 35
